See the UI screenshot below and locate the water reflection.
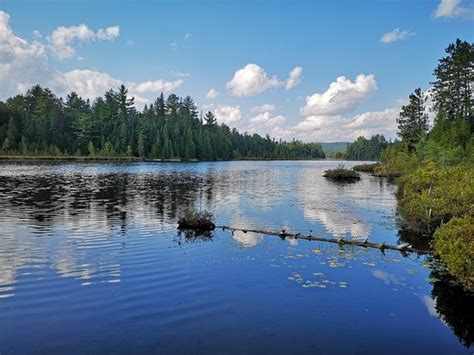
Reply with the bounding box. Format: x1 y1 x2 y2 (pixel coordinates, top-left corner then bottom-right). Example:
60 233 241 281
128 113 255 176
232 230 263 248
0 161 472 352
431 274 474 347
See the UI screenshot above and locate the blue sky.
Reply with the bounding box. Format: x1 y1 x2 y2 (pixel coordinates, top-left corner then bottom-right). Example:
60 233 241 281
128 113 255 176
1 0 473 142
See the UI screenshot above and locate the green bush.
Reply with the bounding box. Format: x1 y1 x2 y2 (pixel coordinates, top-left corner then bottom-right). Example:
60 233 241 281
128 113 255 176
397 163 473 234
323 164 361 182
352 163 380 173
433 215 474 290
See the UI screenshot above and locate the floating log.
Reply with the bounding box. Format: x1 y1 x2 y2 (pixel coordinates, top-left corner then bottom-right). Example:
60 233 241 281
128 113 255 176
218 225 431 254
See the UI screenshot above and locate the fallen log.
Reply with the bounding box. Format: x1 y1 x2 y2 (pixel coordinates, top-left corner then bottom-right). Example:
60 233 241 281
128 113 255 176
217 225 431 254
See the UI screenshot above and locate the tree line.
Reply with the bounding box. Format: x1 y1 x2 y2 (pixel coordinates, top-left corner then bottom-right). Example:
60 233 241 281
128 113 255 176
375 38 473 290
0 86 325 160
338 134 390 160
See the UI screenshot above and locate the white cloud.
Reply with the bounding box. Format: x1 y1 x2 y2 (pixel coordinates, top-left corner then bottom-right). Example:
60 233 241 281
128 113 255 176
214 105 243 125
226 63 281 96
434 0 474 19
130 79 183 93
0 11 49 98
250 112 285 126
185 33 192 39
290 107 399 142
0 11 183 109
285 66 303 89
300 74 377 116
52 69 182 107
32 30 42 39
52 69 121 99
97 26 119 40
48 23 119 60
170 42 177 48
380 28 414 44
206 88 220 99
251 104 275 113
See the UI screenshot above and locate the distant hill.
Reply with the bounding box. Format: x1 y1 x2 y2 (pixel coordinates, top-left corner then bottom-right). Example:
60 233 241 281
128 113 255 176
318 142 349 158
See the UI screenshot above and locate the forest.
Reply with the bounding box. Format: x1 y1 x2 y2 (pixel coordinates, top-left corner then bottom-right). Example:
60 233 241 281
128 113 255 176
338 134 390 160
0 87 325 161
374 39 473 290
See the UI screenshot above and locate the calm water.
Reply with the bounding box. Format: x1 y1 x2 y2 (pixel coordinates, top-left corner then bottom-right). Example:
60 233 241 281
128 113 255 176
0 160 472 354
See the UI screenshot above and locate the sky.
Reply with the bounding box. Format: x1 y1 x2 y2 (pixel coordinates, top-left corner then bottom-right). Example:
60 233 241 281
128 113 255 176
1 0 473 142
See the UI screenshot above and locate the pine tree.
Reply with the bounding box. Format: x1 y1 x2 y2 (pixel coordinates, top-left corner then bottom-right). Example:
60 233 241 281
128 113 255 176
431 39 474 128
184 127 196 160
204 111 217 125
138 131 145 158
397 88 429 152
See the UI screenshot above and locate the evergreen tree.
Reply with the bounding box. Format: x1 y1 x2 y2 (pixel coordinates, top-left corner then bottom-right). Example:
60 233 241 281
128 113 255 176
431 39 474 128
397 88 429 152
204 111 217 125
184 127 196 160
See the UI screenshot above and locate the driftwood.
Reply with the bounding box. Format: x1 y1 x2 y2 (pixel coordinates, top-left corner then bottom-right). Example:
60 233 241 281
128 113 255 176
217 225 431 254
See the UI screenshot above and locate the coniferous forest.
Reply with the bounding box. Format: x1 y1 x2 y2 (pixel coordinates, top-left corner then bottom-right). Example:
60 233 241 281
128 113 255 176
0 87 325 160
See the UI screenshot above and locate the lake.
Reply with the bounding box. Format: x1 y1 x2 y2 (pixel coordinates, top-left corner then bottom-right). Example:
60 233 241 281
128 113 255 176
0 160 472 354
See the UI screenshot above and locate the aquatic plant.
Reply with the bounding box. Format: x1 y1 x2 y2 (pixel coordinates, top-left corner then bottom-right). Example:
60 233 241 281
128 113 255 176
323 164 360 182
352 163 380 173
177 209 216 232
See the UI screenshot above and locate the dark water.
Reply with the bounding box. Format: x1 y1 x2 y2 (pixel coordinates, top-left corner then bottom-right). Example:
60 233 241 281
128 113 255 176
0 160 472 354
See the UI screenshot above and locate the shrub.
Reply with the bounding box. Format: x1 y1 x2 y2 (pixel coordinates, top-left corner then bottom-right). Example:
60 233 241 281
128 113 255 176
433 215 474 290
352 163 380 173
177 209 215 231
397 163 473 234
323 164 361 182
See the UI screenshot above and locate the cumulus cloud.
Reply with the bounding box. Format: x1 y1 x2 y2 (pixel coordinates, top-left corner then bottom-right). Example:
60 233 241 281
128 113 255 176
226 63 280 96
0 11 49 98
300 74 377 116
214 105 243 125
52 69 183 106
434 0 474 19
52 69 121 99
97 26 119 40
251 104 275 113
250 112 285 125
226 64 303 96
206 88 220 99
290 107 399 142
285 66 303 89
48 23 119 60
0 11 183 109
32 30 42 39
130 79 183 93
380 28 414 44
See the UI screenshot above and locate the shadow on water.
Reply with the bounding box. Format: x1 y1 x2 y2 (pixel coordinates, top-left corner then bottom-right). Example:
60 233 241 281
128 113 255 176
430 271 474 347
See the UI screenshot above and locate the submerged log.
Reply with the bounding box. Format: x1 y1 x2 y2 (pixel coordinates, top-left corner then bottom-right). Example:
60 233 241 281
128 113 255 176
217 225 431 254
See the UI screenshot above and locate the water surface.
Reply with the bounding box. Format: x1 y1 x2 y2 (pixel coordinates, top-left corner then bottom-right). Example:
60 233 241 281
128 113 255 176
0 160 472 354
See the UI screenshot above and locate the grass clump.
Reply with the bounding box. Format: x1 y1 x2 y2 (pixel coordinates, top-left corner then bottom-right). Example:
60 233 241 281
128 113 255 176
433 215 474 290
352 163 380 173
177 209 215 232
323 164 360 182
